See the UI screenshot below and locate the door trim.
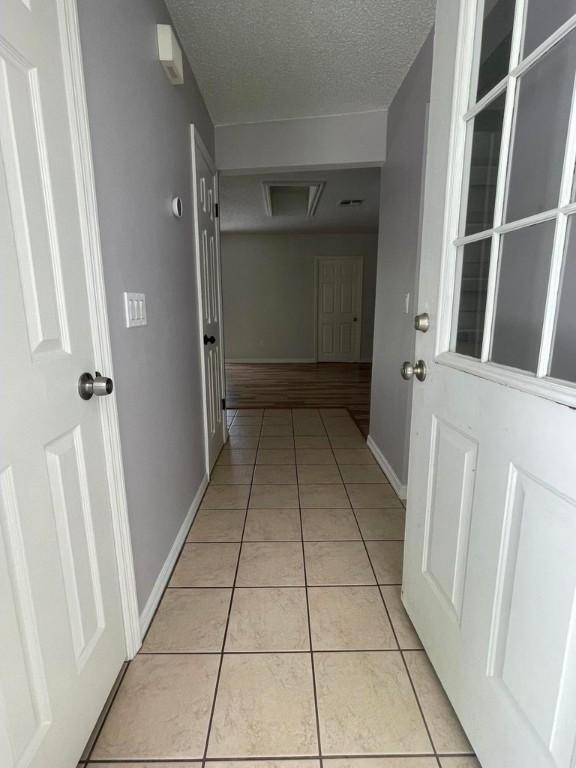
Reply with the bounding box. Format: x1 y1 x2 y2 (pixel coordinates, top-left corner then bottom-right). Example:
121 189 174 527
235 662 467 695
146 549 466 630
315 255 364 362
190 125 227 477
59 0 140 657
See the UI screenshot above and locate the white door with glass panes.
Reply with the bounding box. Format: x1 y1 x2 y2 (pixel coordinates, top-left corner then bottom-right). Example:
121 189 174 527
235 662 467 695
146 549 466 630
403 1 576 767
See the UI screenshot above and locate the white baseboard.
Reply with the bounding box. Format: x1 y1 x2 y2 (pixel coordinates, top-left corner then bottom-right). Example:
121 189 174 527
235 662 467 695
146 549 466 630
366 435 407 500
138 473 209 638
226 358 317 364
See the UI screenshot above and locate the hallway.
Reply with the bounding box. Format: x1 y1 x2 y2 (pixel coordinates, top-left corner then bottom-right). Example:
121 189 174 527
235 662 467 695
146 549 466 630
82 408 477 766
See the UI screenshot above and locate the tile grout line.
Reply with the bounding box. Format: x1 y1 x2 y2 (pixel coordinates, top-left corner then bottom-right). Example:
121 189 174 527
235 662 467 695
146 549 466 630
200 420 259 767
85 751 475 764
297 449 325 768
331 443 440 763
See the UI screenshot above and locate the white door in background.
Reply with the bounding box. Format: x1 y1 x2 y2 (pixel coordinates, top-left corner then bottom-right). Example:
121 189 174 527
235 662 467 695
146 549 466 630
317 256 363 362
403 2 576 767
191 127 226 471
1 1 128 766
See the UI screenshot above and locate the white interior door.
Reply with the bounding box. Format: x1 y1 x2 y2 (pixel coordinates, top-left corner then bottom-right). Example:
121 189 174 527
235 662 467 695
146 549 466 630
1 2 129 766
317 256 362 362
404 2 576 767
191 127 226 471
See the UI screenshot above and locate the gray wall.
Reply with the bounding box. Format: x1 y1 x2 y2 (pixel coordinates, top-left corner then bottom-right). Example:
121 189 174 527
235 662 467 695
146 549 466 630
78 0 214 612
221 233 378 361
370 33 434 485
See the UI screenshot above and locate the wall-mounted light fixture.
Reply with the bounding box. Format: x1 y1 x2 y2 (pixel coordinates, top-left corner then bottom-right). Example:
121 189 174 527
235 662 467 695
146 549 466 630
157 24 184 85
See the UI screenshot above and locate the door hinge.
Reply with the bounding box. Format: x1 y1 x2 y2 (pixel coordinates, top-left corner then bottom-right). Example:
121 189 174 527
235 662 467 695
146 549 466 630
221 397 226 410
214 202 219 217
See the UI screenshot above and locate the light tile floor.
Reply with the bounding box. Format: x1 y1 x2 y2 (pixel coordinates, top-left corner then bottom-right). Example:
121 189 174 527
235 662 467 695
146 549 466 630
81 408 480 768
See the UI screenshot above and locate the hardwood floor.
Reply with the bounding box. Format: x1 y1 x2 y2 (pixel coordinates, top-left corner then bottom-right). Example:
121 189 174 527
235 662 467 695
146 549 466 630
225 362 372 435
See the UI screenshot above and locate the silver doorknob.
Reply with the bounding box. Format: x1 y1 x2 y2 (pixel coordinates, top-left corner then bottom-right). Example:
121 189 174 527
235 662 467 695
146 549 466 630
414 312 430 332
78 371 114 400
401 360 427 382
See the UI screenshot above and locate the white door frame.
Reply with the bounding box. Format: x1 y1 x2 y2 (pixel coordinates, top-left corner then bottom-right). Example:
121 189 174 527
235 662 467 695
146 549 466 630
59 0 140 657
315 254 364 362
190 125 227 475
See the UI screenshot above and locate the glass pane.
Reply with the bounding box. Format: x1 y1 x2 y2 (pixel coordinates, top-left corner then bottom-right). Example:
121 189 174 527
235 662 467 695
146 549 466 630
454 239 492 358
523 0 576 57
476 0 516 100
550 216 576 381
463 94 506 234
505 32 576 222
491 221 555 371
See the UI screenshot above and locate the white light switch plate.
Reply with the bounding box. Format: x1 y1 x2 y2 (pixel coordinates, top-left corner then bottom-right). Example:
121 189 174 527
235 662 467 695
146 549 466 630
124 292 147 328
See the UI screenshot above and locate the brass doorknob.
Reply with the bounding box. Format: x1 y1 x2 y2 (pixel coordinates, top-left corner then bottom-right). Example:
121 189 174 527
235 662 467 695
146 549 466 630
401 360 427 382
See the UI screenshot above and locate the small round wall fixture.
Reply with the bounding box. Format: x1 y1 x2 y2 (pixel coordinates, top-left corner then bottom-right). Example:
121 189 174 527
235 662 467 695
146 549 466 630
171 195 183 218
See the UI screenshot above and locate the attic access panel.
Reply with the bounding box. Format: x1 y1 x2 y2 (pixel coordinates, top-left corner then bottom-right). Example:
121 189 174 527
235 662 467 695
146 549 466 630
262 180 325 217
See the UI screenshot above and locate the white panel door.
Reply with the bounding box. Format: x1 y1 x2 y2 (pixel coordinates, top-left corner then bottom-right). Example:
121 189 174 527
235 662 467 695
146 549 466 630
404 2 576 767
191 128 226 471
0 2 127 767
317 256 362 362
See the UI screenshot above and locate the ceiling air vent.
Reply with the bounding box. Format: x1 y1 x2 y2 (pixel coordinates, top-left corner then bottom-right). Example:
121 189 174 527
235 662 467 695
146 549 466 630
339 199 364 207
262 181 325 217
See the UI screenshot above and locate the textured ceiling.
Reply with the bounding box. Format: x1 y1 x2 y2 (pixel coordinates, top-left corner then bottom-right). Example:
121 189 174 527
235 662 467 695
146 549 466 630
220 168 380 234
165 0 435 125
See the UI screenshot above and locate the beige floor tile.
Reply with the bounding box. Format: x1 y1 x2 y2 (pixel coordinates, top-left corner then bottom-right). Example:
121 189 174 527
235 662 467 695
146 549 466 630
308 587 396 650
439 759 481 768
256 449 296 465
249 484 299 508
320 408 349 417
355 508 406 540
201 484 250 510
92 655 219 760
87 763 200 767
233 416 263 426
328 757 437 768
266 408 292 416
329 435 367 449
366 541 404 584
236 408 264 417
346 484 401 508
226 587 309 651
141 588 230 652
207 653 318 757
259 436 295 450
261 423 294 436
324 422 362 437
210 465 254 484
294 421 327 436
299 484 350 508
292 407 319 415
243 508 301 541
187 509 245 542
237 542 305 586
404 651 474 754
217 449 256 465
297 464 342 484
333 448 376 465
305 542 375 585
301 508 360 540
169 543 239 587
314 651 432 755
229 425 261 436
208 762 319 768
296 448 336 465
295 435 331 449
226 435 260 449
339 465 389 484
253 464 297 484
380 586 422 649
